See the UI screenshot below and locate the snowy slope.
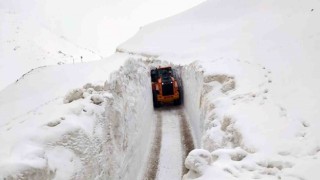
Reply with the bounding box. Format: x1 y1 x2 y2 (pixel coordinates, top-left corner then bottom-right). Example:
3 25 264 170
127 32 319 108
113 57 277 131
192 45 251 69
0 9 102 91
0 0 204 90
1 0 320 179
118 0 320 179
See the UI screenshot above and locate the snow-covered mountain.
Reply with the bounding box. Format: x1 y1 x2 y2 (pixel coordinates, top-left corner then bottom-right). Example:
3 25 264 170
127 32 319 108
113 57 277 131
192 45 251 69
0 0 204 90
1 0 320 179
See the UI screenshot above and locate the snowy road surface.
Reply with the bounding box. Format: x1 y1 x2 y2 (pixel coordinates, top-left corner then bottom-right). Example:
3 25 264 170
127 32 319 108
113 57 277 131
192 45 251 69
143 107 195 180
156 109 182 179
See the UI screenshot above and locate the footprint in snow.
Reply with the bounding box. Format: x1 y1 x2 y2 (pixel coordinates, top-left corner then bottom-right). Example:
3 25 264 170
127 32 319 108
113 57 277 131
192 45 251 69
47 120 61 127
46 117 65 127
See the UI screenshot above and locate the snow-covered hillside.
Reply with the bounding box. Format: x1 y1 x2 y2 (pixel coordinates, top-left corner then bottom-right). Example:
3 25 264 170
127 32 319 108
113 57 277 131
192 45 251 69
118 0 320 179
0 9 102 90
0 0 204 90
1 0 320 179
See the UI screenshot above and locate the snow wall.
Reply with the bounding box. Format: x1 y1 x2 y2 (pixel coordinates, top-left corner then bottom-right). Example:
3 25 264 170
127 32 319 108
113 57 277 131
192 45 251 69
103 59 155 179
99 58 239 179
180 62 204 148
181 61 237 149
0 58 155 180
0 57 245 179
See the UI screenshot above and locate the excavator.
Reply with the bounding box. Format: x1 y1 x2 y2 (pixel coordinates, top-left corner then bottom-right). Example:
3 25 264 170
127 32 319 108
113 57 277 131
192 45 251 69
151 66 182 108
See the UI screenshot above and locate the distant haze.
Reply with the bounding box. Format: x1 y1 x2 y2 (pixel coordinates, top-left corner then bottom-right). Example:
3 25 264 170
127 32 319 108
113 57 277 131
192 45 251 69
0 0 205 57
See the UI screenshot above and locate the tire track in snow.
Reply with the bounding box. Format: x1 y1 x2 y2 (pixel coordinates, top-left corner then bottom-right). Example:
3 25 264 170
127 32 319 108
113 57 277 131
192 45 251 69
143 113 162 180
179 109 195 175
156 109 183 180
142 107 195 180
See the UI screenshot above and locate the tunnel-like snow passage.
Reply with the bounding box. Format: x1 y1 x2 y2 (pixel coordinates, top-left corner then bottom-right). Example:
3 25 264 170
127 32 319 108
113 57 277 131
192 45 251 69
103 59 200 179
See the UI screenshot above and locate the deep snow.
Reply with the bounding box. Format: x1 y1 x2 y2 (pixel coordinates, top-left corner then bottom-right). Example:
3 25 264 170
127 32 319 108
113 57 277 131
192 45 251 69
1 0 320 179
0 54 126 179
0 9 102 90
118 0 320 179
0 56 156 179
0 0 204 90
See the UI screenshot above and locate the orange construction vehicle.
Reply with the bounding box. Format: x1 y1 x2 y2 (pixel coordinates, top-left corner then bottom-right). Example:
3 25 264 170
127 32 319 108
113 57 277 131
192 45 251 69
151 66 182 108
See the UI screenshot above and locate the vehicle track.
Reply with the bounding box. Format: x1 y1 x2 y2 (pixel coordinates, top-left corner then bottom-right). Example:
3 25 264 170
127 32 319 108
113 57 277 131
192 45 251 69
142 107 195 180
143 113 162 180
178 110 195 175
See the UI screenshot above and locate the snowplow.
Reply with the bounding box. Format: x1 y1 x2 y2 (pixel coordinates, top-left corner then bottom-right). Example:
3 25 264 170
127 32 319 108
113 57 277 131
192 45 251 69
151 66 182 108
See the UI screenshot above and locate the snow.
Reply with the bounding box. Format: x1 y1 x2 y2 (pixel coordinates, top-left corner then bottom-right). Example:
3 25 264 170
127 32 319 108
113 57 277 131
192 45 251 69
179 57 320 179
117 0 320 179
156 110 183 180
183 149 212 179
1 0 320 179
0 55 157 179
63 88 85 104
0 0 204 91
0 53 126 178
0 53 127 127
0 10 101 90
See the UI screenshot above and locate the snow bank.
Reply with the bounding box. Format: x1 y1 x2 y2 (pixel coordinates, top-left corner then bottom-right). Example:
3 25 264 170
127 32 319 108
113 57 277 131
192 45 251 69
0 55 156 179
180 62 204 147
0 81 111 179
117 0 320 179
63 88 84 104
179 58 320 179
0 53 127 127
103 59 155 179
183 149 212 179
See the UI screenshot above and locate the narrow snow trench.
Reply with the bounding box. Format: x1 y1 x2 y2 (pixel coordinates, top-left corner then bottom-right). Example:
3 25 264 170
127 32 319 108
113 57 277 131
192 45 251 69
103 59 197 179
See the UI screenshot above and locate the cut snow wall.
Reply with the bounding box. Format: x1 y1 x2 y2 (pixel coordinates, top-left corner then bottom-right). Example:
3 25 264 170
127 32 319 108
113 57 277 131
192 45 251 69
0 59 155 180
181 62 204 148
104 59 155 179
181 61 236 150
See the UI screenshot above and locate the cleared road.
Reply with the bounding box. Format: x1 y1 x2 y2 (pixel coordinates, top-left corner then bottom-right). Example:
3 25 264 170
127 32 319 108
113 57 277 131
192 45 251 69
143 107 195 180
